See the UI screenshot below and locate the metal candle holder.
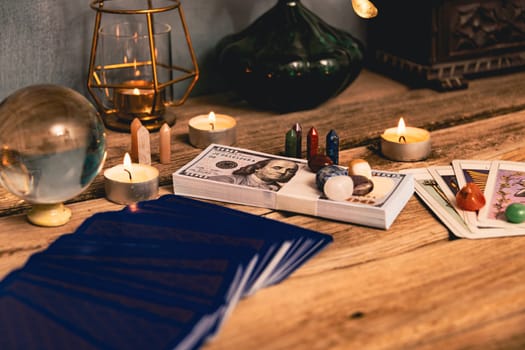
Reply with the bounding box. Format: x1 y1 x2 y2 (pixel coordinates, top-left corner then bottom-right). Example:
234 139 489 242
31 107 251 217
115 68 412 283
87 0 199 132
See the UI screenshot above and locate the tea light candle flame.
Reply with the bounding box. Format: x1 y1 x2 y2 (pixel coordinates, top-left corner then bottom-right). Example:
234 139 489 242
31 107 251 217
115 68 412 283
397 117 407 143
123 152 133 181
208 111 216 131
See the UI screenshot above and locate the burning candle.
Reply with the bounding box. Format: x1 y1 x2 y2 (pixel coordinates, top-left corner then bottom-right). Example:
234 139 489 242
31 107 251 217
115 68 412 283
113 80 164 121
380 117 431 162
188 111 237 148
103 153 159 204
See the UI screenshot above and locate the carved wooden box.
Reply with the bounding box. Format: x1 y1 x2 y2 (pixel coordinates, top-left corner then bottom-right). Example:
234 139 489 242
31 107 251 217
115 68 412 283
367 0 525 90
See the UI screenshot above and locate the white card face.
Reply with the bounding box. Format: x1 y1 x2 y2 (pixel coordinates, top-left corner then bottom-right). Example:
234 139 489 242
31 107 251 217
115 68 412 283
428 165 465 218
403 168 469 238
477 160 525 232
451 159 492 190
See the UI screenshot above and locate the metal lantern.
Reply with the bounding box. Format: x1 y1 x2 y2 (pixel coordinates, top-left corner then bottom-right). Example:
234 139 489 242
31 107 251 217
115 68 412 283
87 0 199 132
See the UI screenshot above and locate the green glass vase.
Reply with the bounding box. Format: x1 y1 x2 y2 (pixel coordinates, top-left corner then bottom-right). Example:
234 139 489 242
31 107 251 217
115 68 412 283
216 0 364 112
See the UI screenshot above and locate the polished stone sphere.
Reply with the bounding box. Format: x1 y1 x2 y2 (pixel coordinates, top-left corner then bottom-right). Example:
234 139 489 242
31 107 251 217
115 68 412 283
316 165 348 191
0 84 106 205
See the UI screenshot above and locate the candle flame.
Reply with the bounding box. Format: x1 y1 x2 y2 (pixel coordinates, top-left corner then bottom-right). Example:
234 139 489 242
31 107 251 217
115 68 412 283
396 117 406 136
208 111 216 130
123 152 132 168
132 88 140 95
123 153 133 181
134 59 140 77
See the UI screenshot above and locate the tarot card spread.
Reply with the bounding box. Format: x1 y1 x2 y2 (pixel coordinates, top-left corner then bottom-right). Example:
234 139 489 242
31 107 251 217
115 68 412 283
404 160 525 239
0 195 333 350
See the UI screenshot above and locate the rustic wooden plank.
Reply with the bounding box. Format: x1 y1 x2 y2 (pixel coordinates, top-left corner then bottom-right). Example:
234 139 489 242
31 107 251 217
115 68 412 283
0 69 405 215
2 109 524 277
336 109 525 172
1 70 524 215
203 237 525 350
2 109 524 253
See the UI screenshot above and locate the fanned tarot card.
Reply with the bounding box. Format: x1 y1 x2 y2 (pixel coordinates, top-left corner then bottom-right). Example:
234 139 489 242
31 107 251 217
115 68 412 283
477 160 525 232
405 167 525 239
428 165 466 223
429 164 519 237
402 168 471 238
451 159 492 229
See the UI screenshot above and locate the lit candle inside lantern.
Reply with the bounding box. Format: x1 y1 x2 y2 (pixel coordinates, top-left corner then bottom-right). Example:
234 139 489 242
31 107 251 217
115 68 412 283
188 111 237 148
380 117 431 162
113 80 165 121
103 152 159 204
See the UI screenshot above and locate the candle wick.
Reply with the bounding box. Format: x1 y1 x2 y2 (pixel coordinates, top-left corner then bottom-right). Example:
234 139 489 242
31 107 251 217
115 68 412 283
398 135 406 143
210 122 215 131
124 169 133 181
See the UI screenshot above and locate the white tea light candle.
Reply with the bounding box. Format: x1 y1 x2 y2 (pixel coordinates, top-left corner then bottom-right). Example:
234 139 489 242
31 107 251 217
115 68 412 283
380 117 431 162
188 111 237 148
104 153 159 204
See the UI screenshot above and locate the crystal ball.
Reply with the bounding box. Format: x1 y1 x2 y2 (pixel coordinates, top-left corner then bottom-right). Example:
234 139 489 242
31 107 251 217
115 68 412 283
0 84 106 205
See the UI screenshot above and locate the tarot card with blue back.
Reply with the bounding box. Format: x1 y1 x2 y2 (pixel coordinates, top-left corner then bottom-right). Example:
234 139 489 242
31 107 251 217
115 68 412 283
1 235 248 347
23 235 250 306
0 276 214 350
0 293 101 350
128 195 333 291
73 208 288 295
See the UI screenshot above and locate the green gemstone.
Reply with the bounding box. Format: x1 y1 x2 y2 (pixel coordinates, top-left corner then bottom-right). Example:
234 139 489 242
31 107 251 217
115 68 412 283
505 203 525 223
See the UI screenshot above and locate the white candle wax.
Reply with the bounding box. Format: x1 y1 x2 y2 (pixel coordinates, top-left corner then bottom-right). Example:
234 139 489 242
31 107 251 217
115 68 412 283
104 164 158 183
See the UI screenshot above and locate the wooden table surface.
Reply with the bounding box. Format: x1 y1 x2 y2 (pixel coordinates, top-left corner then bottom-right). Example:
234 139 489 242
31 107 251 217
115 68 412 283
1 69 525 349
